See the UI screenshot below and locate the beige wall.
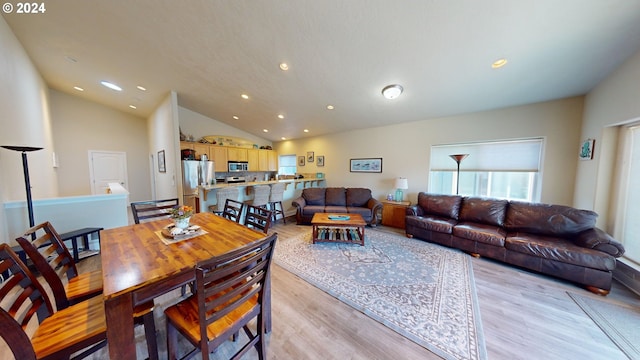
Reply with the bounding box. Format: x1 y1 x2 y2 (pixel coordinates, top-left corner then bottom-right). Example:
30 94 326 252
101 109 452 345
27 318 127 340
50 89 152 201
274 97 584 206
147 91 180 201
0 17 57 242
576 49 640 230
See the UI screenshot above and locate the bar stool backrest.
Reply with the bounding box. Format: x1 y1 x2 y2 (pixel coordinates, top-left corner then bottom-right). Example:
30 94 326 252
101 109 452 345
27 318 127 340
251 185 271 207
269 183 285 202
214 187 240 212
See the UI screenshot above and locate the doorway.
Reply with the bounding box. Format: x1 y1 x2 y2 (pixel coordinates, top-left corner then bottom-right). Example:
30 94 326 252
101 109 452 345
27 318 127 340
89 150 128 195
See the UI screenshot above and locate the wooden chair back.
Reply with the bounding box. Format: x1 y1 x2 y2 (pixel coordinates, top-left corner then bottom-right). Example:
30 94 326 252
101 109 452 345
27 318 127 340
222 199 245 223
131 198 179 224
15 221 95 310
0 307 37 360
244 204 273 234
165 233 277 359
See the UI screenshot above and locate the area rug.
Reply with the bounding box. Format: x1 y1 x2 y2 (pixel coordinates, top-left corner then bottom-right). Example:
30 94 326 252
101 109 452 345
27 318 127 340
274 229 487 360
568 292 640 359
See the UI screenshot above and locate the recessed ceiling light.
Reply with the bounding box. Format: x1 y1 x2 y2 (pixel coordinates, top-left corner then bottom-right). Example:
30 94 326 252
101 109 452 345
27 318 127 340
65 56 78 63
129 105 137 109
281 137 286 140
326 105 334 110
136 85 147 91
491 58 508 69
73 86 84 91
241 94 249 100
263 129 269 133
303 129 309 133
278 114 284 119
100 81 122 91
233 115 239 120
279 63 289 71
381 84 403 99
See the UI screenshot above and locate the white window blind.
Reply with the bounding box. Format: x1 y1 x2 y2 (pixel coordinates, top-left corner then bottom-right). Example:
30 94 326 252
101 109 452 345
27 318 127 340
620 125 640 263
430 138 544 172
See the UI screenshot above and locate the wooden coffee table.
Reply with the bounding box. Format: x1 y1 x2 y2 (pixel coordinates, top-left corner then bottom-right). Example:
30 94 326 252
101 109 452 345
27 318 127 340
311 213 366 246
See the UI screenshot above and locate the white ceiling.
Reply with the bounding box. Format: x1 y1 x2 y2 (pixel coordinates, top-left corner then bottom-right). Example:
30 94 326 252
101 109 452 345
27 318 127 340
4 1 640 142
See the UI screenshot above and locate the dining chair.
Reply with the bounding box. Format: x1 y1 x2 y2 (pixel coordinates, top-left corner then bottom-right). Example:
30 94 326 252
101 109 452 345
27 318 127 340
244 204 273 234
16 222 160 360
268 182 286 224
131 198 180 223
164 233 278 360
0 243 107 359
222 198 245 223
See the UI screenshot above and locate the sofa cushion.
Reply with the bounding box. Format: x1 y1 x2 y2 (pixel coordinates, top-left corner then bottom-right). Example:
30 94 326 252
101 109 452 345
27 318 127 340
325 187 346 206
325 205 348 214
505 232 615 271
347 206 372 219
303 188 326 206
405 215 457 234
301 205 326 216
459 197 508 227
505 201 597 236
453 222 506 247
346 188 372 207
417 193 462 220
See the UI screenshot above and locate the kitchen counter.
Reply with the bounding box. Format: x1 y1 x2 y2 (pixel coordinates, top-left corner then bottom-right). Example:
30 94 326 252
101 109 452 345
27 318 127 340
198 178 326 201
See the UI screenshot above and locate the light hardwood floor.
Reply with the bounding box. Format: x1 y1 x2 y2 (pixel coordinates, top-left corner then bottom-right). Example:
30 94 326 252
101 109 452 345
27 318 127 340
74 218 637 360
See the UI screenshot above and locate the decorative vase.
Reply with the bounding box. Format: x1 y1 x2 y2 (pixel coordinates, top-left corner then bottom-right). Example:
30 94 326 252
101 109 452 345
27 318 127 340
173 217 191 229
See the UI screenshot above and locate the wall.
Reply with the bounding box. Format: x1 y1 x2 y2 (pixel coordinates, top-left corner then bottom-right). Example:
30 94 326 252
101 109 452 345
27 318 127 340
147 91 180 200
575 49 640 230
0 17 57 243
178 106 272 147
274 97 585 206
49 89 151 201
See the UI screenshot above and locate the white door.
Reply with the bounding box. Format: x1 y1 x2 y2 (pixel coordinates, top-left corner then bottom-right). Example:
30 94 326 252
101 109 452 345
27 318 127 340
89 151 128 194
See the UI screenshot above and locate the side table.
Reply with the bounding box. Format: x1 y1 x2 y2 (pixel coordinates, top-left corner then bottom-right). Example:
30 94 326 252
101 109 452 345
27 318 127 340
381 200 411 229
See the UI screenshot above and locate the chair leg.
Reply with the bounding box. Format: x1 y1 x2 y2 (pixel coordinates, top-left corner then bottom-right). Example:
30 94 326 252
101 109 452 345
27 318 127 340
143 311 159 360
167 320 178 360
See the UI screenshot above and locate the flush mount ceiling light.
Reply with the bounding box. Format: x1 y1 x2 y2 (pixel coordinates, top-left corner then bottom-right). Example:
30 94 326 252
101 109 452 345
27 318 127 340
73 86 84 91
232 115 239 120
382 84 403 99
278 114 284 119
279 63 289 71
241 94 249 100
100 81 122 91
136 85 147 91
326 105 334 110
491 58 508 69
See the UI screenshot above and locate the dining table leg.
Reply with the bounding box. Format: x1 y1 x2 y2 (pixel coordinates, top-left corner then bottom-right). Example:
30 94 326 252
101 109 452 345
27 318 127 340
105 294 136 358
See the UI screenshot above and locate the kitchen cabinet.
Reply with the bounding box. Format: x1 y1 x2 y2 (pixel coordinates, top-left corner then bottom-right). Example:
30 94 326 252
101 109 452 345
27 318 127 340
227 148 248 161
267 150 278 171
180 142 194 150
210 146 228 172
258 150 269 171
192 143 210 160
247 149 260 171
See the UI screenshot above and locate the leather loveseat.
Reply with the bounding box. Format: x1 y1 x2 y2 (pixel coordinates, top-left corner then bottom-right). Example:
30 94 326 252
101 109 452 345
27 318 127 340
405 192 625 295
292 187 382 226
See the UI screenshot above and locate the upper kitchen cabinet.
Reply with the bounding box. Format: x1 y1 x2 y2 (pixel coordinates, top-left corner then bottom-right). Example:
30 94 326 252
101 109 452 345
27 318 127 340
227 148 248 162
192 143 211 160
210 146 228 172
267 150 278 171
247 149 259 171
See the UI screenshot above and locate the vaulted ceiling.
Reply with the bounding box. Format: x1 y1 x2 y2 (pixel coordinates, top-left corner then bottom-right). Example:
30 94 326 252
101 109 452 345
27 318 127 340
4 1 640 141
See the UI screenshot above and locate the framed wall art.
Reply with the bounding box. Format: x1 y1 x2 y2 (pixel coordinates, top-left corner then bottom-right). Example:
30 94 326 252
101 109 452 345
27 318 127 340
579 138 595 160
298 155 305 166
158 150 166 173
350 158 382 173
307 151 314 163
317 155 325 167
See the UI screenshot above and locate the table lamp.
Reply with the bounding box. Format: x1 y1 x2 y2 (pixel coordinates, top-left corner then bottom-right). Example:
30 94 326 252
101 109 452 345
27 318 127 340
394 177 408 202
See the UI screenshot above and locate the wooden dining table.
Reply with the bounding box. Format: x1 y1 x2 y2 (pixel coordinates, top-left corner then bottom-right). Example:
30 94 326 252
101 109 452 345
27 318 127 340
101 211 271 359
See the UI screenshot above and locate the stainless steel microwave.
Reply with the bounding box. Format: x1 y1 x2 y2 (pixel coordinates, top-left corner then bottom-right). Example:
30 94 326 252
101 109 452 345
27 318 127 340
228 161 248 172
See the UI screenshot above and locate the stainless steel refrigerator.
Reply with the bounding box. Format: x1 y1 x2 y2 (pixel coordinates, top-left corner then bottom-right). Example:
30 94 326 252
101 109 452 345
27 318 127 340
182 160 215 210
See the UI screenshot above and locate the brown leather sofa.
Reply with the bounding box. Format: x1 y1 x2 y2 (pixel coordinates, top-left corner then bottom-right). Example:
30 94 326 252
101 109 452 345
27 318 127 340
405 192 625 295
292 187 382 226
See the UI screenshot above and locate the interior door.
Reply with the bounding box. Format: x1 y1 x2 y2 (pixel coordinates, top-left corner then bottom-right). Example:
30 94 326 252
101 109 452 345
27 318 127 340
89 151 128 194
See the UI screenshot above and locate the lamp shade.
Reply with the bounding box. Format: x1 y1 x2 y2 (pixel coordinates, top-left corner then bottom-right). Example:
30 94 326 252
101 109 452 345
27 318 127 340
394 177 408 189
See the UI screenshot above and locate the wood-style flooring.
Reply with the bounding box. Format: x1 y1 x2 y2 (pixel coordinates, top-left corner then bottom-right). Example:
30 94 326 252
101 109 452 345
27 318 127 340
49 218 640 359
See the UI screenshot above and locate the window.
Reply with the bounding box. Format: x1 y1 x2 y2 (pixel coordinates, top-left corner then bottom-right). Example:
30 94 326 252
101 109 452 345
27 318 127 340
429 138 543 202
278 154 297 175
613 123 640 265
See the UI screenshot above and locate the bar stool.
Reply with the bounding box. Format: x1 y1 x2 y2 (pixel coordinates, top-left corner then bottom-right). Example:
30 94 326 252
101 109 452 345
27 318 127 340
209 187 240 215
245 185 271 209
269 182 286 224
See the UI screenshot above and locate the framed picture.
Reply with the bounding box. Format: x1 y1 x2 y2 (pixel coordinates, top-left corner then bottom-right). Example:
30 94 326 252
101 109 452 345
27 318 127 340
298 155 305 166
158 150 166 173
579 138 595 160
350 158 382 173
317 155 325 167
307 151 314 163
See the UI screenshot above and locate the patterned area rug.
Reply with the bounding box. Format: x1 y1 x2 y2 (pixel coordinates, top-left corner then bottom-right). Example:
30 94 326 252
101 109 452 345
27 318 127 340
568 292 640 359
274 229 487 360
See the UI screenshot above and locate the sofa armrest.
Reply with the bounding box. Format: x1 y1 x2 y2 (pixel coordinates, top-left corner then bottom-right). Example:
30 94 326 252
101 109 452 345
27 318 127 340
367 198 383 212
291 196 306 209
406 205 423 216
574 228 625 257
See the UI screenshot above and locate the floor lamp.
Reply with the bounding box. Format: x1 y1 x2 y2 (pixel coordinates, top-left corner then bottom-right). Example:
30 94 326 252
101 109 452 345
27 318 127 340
449 154 469 195
1 145 43 228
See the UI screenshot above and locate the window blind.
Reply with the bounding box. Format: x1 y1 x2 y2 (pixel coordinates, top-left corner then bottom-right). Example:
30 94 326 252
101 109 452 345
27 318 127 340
430 138 544 172
621 125 640 263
